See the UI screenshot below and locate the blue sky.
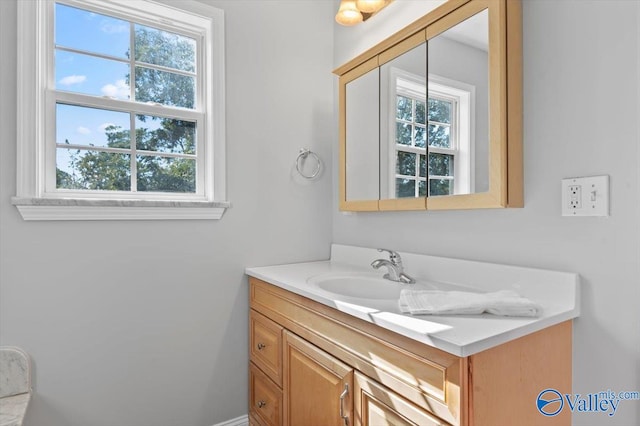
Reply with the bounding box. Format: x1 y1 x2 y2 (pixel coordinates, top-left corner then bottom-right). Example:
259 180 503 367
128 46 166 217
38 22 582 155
55 3 131 98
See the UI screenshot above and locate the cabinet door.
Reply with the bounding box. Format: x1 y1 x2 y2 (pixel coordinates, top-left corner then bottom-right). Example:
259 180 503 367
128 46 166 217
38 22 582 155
283 331 354 426
354 372 448 426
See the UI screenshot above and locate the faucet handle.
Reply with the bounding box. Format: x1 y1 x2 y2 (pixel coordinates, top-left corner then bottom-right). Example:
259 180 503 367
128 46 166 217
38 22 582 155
377 248 401 265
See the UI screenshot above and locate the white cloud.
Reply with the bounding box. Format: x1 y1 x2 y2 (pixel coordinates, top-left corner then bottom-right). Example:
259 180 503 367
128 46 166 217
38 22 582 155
98 122 116 132
100 21 128 34
101 79 130 99
58 75 86 86
76 126 91 135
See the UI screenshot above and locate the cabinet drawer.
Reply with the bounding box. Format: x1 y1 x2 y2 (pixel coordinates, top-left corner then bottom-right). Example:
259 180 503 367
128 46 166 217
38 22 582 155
250 362 283 426
250 309 283 385
355 372 450 426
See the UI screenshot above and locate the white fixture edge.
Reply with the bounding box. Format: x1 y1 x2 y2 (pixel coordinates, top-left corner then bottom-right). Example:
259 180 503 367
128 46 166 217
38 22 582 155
12 197 230 220
212 414 249 426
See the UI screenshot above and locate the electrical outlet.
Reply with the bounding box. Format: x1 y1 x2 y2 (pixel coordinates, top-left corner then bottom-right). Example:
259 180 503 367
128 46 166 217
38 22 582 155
568 185 582 210
561 176 609 217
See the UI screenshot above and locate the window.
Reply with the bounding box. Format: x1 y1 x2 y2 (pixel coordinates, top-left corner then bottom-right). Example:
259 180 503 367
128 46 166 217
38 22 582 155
391 69 474 198
394 75 428 198
14 0 227 220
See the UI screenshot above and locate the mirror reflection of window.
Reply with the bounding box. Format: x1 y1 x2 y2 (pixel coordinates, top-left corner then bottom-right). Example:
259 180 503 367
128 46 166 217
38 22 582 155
390 71 474 198
379 42 427 201
428 95 455 196
428 75 475 196
393 71 427 198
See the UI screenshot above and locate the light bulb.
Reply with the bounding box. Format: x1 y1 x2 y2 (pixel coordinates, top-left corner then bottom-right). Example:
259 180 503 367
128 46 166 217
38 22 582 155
335 0 363 26
355 0 387 14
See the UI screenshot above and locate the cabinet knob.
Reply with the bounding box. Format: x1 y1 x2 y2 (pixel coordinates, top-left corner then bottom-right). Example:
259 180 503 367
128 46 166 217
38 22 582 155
257 400 267 408
257 343 266 350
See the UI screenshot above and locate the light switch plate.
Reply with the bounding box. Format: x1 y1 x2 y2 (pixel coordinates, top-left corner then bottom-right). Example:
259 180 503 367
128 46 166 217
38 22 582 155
561 175 609 217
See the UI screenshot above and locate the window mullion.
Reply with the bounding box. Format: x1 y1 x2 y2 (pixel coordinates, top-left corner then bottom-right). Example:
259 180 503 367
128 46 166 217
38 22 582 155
397 145 425 155
415 152 420 197
54 91 203 121
129 21 136 103
135 62 196 79
130 112 137 192
429 146 455 155
54 143 130 155
55 45 130 65
135 150 196 159
128 22 138 193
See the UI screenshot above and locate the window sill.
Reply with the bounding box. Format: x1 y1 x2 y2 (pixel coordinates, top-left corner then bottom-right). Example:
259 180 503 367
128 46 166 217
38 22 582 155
11 197 230 221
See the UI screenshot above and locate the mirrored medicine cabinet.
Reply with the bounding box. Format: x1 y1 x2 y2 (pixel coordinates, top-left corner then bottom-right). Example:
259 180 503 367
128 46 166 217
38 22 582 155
334 0 522 211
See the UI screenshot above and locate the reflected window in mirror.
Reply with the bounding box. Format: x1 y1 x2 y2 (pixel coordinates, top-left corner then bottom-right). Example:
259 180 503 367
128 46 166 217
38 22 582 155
391 69 427 198
379 40 427 203
388 71 475 198
428 75 475 196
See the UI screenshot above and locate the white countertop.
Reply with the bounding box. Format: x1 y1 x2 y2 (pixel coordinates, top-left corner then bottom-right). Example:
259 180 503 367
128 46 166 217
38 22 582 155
0 393 30 426
246 244 580 357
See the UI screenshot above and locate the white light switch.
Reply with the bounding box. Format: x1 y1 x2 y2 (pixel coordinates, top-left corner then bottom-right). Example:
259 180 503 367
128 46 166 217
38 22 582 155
561 175 609 217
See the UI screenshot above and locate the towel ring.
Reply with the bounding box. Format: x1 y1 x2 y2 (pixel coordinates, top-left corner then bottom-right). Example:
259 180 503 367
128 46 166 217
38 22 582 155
295 148 321 179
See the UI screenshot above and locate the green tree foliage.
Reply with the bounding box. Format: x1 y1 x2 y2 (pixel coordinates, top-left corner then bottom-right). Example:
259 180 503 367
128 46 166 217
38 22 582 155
57 26 196 193
394 96 454 197
427 98 451 148
395 95 429 198
134 26 195 109
56 168 74 189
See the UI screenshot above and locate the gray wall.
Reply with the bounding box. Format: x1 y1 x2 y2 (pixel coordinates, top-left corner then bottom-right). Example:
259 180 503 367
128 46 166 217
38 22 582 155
334 1 639 426
0 1 334 425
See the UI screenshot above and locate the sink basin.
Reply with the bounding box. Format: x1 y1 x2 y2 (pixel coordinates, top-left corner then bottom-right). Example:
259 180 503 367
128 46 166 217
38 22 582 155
307 273 404 300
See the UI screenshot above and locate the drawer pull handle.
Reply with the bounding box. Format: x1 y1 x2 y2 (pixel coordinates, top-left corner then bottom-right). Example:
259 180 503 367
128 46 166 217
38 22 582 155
257 343 266 350
339 384 349 426
257 400 267 408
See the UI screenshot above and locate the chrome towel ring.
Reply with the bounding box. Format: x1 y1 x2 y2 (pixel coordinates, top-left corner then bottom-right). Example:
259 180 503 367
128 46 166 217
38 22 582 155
295 148 321 179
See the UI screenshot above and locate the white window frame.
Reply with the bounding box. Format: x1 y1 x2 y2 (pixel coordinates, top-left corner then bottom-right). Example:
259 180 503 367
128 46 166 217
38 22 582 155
388 69 475 198
13 0 228 220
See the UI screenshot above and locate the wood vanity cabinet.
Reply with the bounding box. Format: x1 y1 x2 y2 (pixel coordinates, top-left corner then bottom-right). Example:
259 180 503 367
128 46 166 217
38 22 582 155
248 277 572 426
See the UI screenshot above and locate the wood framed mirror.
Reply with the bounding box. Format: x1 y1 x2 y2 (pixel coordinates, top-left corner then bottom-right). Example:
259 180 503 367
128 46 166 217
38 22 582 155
334 0 522 211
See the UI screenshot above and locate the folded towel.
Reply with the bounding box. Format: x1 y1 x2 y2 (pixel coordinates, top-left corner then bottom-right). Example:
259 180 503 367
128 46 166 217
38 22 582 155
399 289 541 317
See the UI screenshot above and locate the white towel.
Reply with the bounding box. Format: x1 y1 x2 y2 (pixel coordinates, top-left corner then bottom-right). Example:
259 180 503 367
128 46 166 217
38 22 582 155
399 289 541 317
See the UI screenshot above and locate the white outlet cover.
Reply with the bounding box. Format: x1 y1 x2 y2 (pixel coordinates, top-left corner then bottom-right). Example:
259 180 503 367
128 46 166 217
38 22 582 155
561 175 610 217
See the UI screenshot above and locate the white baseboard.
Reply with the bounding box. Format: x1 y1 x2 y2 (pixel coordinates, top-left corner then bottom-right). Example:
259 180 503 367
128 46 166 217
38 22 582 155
213 414 249 426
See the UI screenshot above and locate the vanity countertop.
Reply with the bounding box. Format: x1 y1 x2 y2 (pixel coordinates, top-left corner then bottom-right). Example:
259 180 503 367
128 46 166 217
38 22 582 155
0 393 30 426
245 244 580 357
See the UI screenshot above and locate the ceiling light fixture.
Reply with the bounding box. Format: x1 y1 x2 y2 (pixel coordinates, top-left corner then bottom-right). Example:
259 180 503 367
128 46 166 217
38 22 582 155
355 0 387 14
335 0 393 26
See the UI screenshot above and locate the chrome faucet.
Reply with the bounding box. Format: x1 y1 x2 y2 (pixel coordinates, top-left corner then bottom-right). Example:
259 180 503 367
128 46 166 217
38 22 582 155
371 249 415 284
